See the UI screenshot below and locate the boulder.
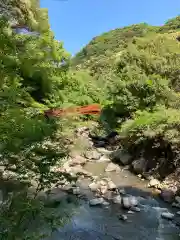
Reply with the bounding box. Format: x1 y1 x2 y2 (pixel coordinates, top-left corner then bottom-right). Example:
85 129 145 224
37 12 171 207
160 189 175 203
118 188 126 195
111 149 132 165
152 189 161 197
122 196 138 209
96 148 113 156
161 212 174 220
127 210 134 214
62 184 73 192
89 182 99 192
99 180 108 186
131 206 141 212
98 155 111 163
69 155 87 167
103 191 114 200
108 180 117 190
118 214 128 221
105 163 120 172
89 198 104 206
132 158 146 174
148 179 160 188
85 150 101 160
99 185 108 195
172 202 180 209
72 187 81 195
102 201 110 206
112 195 122 204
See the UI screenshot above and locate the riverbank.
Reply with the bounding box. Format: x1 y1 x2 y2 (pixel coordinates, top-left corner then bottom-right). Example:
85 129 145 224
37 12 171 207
39 123 180 239
47 123 180 225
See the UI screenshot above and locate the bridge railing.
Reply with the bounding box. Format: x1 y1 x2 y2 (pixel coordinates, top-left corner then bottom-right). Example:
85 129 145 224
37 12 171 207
44 104 102 118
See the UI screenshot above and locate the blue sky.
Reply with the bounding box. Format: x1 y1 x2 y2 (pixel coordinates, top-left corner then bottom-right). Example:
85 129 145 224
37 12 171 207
40 0 180 55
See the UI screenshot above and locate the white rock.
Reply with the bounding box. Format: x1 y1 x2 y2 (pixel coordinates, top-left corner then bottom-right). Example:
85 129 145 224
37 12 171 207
100 185 108 195
63 161 70 170
172 202 180 208
127 210 134 214
118 214 128 221
177 211 180 215
62 184 73 192
161 212 174 220
89 182 99 192
72 187 81 195
112 195 122 204
122 196 138 209
119 188 126 195
100 180 107 186
92 175 99 181
96 148 113 156
130 196 138 206
148 179 160 188
89 198 104 206
105 163 120 172
75 126 89 134
108 181 117 190
98 155 111 162
102 201 110 206
85 151 101 160
131 206 141 212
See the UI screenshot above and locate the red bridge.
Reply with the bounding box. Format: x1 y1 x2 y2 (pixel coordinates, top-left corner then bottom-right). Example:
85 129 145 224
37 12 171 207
44 104 101 118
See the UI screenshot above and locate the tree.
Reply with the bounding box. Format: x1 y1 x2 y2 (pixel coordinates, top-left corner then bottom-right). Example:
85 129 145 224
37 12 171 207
0 15 73 240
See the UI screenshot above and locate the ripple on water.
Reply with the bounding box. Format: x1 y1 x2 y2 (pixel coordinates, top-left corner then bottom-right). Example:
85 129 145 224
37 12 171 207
49 161 180 240
49 199 180 240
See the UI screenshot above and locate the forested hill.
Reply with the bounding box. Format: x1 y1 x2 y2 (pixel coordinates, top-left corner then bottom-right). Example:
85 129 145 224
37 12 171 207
71 16 180 81
70 16 180 182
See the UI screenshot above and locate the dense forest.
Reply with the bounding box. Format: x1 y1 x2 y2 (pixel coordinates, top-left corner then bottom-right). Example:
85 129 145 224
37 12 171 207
72 16 180 178
0 0 180 238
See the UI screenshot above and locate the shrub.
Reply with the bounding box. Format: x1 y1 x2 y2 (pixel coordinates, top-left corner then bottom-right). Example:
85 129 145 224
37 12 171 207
119 107 180 178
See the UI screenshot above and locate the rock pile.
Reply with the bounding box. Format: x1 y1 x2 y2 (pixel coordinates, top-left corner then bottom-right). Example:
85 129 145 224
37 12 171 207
48 125 180 225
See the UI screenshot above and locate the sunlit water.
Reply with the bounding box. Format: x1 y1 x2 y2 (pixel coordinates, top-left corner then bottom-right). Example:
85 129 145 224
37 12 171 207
48 162 180 240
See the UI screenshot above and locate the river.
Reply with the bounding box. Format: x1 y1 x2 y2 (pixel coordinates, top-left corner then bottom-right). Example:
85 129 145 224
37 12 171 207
48 161 180 240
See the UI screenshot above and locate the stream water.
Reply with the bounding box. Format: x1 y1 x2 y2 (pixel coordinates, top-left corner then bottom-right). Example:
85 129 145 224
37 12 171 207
48 161 180 240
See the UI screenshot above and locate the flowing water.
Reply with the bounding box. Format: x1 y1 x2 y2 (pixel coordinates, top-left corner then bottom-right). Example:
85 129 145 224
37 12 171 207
48 161 180 240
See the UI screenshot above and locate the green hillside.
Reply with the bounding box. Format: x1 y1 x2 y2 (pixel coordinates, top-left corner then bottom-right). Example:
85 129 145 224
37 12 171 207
72 23 157 65
71 16 180 179
72 16 180 82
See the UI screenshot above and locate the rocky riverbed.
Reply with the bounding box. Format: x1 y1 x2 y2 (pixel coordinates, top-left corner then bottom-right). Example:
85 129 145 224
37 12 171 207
43 125 180 239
